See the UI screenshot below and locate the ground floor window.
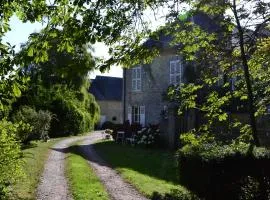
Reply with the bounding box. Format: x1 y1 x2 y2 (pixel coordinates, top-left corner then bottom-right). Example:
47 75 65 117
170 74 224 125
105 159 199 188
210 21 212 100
132 106 140 123
128 105 145 126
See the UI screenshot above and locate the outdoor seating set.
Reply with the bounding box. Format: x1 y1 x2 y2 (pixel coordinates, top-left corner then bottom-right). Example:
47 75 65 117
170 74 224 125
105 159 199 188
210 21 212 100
102 120 144 145
102 128 145 145
102 120 160 147
115 129 145 145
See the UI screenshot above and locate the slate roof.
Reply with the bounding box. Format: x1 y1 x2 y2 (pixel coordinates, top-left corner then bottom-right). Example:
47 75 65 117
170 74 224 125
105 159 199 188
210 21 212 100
89 76 123 101
144 12 220 49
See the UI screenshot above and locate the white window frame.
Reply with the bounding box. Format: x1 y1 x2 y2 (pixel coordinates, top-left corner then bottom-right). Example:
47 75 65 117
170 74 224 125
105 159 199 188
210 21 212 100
132 66 142 91
130 105 145 126
169 59 183 85
132 106 140 123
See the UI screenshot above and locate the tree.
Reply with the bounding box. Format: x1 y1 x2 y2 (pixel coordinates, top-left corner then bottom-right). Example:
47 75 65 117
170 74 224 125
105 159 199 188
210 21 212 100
164 0 270 146
0 0 161 196
14 36 100 136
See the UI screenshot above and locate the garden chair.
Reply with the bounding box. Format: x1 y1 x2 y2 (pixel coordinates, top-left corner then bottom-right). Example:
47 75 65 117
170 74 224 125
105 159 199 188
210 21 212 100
116 131 125 144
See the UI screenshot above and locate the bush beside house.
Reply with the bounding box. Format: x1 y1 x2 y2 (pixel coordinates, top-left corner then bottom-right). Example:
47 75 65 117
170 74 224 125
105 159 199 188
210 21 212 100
177 142 270 200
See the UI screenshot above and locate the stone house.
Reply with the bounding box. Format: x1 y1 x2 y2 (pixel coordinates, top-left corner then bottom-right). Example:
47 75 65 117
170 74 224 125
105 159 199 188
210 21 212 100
123 12 270 148
90 76 123 127
123 13 220 148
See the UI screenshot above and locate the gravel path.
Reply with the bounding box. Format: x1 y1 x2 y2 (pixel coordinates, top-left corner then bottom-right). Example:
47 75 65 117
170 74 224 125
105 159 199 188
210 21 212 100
36 131 148 200
36 137 82 200
79 131 148 200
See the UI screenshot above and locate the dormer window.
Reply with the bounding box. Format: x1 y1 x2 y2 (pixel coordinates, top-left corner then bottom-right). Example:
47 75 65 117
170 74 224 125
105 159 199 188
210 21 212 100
132 66 142 91
170 59 183 85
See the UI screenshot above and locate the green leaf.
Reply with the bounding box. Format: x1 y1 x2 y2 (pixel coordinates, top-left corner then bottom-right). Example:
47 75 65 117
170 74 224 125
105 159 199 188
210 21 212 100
240 95 248 100
12 84 21 97
218 113 227 121
28 47 34 57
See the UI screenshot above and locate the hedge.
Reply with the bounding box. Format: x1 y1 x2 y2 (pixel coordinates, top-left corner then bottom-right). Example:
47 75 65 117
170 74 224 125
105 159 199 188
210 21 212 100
177 143 270 200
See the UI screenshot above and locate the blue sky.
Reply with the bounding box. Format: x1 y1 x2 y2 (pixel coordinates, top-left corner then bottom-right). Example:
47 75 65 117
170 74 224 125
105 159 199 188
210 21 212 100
4 16 123 78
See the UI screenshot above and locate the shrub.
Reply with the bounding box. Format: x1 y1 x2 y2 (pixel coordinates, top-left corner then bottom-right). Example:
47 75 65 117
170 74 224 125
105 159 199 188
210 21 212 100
136 124 160 147
15 84 100 137
177 141 270 200
12 106 53 143
130 122 142 133
49 93 98 136
151 189 199 200
0 120 23 199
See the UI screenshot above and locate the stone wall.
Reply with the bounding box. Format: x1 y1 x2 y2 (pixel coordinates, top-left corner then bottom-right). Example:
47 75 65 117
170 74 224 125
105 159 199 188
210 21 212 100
124 52 184 125
98 100 123 125
124 51 187 148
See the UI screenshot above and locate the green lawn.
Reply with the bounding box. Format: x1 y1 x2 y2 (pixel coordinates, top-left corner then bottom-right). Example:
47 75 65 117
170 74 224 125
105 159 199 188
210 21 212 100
13 139 61 200
66 144 109 200
93 140 189 198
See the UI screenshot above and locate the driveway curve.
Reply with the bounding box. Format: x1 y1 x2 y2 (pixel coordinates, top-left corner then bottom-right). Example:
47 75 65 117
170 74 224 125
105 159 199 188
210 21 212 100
79 131 148 200
36 132 148 200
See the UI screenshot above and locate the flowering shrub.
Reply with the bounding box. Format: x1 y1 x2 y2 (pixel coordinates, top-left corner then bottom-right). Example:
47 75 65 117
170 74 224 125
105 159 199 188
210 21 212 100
136 124 160 147
105 129 113 135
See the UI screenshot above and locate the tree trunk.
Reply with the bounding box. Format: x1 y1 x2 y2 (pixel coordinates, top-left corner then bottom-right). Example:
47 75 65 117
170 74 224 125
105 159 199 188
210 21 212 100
232 0 260 146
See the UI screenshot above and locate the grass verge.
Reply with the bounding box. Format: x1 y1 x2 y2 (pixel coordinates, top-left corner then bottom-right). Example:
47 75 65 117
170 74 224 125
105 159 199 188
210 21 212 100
65 143 109 200
93 140 190 198
13 139 61 200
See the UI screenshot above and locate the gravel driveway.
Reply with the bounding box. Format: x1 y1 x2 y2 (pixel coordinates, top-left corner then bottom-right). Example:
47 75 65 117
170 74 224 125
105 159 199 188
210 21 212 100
79 131 148 200
36 137 82 200
36 132 148 200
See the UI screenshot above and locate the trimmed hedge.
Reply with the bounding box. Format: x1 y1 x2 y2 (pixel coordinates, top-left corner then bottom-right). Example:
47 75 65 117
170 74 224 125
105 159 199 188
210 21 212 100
178 143 270 200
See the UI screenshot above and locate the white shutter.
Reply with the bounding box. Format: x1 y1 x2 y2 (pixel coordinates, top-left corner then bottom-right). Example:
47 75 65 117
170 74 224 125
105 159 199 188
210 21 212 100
128 106 132 123
170 61 175 84
140 106 145 127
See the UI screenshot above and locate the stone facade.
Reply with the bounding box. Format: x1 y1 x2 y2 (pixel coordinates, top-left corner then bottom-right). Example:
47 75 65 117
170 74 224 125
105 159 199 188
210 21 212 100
98 100 123 126
123 50 188 148
89 76 123 128
124 52 182 123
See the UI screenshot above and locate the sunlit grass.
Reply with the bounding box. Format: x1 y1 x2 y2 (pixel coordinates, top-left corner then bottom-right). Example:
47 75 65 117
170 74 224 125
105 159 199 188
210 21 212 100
13 139 61 200
66 144 109 200
93 140 189 197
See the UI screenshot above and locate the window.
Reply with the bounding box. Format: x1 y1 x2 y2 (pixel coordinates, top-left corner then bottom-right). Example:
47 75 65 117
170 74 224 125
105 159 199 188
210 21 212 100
128 105 145 126
170 59 183 85
132 66 142 91
132 106 140 123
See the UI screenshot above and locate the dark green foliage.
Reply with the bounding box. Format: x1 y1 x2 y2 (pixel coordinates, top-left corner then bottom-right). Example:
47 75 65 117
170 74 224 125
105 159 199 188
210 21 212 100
151 189 199 200
178 142 270 200
22 84 100 137
49 89 99 136
165 1 270 146
12 106 53 143
0 120 23 199
16 41 100 137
